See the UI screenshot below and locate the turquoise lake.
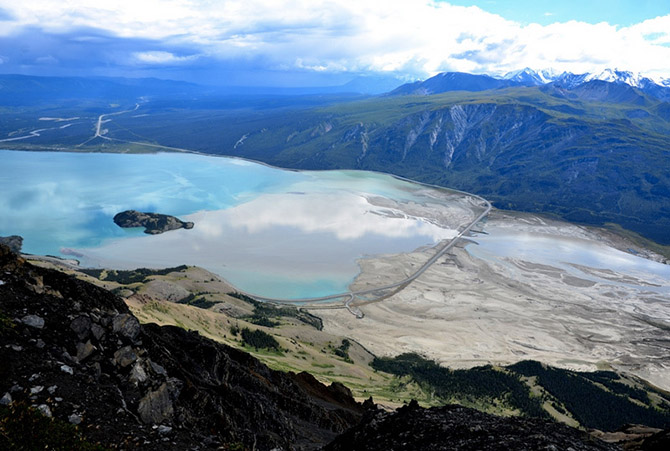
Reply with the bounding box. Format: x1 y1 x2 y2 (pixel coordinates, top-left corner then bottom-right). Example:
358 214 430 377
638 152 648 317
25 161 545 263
0 150 468 299
3 149 666 300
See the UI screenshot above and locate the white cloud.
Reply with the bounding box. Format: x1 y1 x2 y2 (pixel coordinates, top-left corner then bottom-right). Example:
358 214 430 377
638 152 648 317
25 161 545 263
1 0 669 78
133 51 198 65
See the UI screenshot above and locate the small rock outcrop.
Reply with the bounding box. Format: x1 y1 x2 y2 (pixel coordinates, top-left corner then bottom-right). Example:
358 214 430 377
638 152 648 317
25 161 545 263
113 210 194 235
112 313 141 340
0 235 22 253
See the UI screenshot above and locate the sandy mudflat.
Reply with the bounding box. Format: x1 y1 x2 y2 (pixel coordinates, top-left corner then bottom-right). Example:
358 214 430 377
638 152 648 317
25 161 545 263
314 211 670 390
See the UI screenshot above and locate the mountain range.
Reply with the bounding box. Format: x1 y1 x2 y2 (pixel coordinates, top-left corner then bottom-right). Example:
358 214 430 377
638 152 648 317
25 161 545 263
503 68 669 88
0 73 399 107
390 68 670 102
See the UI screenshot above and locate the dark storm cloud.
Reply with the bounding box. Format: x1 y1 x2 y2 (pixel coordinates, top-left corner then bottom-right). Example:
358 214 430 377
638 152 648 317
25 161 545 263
0 26 203 74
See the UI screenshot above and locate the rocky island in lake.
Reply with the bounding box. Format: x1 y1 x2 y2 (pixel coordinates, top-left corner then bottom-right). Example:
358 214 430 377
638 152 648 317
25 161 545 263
113 210 194 235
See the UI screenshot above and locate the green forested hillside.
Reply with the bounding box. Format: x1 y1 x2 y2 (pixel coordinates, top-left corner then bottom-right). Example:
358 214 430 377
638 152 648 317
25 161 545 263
373 354 670 432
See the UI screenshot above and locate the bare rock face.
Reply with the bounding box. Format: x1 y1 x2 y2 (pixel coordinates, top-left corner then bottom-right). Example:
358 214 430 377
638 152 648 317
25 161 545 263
21 314 45 329
75 340 96 362
70 316 92 340
112 345 137 368
113 210 194 235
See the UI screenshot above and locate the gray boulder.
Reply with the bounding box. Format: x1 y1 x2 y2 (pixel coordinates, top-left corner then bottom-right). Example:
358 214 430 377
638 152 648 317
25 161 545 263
21 315 44 329
0 235 23 253
138 383 174 424
112 314 140 341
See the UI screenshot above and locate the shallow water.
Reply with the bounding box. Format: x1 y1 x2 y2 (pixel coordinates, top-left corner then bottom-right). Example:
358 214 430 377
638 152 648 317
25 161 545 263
466 228 670 294
1 150 467 298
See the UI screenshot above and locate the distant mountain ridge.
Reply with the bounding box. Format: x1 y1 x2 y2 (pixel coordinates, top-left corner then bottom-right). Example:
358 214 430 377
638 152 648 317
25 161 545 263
389 72 516 95
502 67 668 88
502 67 559 85
0 74 212 107
390 68 670 102
0 73 402 106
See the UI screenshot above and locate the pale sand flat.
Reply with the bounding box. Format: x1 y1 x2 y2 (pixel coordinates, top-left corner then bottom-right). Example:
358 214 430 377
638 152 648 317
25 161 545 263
314 212 670 390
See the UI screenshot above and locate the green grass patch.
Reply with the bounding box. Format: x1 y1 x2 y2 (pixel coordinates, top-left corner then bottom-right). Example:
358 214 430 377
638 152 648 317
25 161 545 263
311 362 335 369
79 265 189 285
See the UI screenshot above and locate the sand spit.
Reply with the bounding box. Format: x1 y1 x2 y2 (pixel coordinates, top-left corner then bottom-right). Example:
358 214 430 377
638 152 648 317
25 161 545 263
314 211 670 391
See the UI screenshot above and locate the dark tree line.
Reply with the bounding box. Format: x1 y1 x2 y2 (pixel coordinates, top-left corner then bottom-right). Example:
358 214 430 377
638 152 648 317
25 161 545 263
372 353 546 418
240 327 280 351
228 292 323 330
509 360 670 431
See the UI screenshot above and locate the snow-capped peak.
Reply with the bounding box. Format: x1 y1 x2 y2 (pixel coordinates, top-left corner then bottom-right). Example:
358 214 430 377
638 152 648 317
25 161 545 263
656 77 670 88
584 69 647 87
433 67 670 101
502 68 559 85
500 67 670 89
500 67 670 93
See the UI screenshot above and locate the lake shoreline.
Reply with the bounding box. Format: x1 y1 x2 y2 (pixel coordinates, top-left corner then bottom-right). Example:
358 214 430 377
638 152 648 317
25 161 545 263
1 149 476 299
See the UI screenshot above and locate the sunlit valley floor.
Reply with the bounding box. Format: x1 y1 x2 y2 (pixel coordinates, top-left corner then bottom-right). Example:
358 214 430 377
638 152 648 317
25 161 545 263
320 210 670 391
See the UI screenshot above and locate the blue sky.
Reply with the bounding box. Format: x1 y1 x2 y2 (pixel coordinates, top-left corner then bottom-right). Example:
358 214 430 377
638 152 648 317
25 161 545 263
446 0 669 26
0 1 669 86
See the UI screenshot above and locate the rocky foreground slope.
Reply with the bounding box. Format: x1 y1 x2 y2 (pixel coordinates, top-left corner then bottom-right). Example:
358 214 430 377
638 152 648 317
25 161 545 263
0 244 362 449
327 400 618 451
1 244 667 450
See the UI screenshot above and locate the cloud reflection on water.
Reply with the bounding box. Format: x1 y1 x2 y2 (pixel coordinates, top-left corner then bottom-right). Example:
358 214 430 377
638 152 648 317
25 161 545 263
222 192 455 241
468 230 670 290
78 190 458 298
